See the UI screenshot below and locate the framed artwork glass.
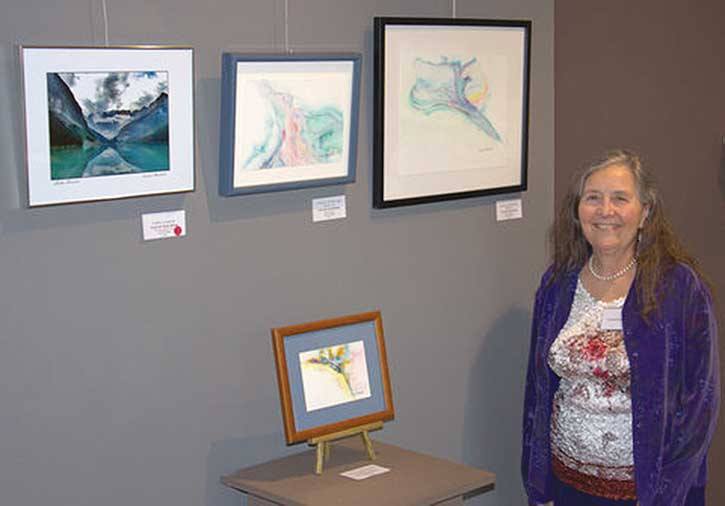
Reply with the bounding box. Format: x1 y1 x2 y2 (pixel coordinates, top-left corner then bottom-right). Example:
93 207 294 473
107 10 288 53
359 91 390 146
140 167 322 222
20 46 195 206
271 311 394 444
219 53 361 196
373 17 531 208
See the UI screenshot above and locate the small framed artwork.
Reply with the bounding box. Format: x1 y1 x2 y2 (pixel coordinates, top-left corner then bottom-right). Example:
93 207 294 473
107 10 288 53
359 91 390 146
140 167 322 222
20 46 195 207
373 17 531 208
271 311 394 444
219 53 361 196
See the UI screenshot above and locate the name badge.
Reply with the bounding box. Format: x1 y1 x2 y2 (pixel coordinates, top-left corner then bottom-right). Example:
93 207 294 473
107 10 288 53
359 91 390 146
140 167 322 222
601 308 623 330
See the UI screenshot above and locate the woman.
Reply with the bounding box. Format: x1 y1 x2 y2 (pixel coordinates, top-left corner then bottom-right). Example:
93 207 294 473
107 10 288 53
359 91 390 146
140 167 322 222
521 150 719 506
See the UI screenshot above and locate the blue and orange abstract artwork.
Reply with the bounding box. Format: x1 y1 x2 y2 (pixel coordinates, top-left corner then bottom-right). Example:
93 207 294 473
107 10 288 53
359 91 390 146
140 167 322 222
395 52 511 176
408 56 501 143
299 341 371 412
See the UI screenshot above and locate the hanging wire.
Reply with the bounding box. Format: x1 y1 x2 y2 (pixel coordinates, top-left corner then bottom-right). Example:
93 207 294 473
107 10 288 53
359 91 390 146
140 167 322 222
101 0 110 46
452 0 457 18
284 0 291 53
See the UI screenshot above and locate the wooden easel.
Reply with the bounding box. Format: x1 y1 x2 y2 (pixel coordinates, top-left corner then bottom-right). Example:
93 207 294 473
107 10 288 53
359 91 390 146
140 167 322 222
308 421 383 474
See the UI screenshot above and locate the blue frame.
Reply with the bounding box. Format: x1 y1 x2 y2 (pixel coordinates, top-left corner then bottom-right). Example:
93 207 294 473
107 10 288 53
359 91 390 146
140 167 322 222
219 53 361 196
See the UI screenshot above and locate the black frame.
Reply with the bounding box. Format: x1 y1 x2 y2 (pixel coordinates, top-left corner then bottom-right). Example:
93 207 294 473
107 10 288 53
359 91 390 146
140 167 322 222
373 17 531 208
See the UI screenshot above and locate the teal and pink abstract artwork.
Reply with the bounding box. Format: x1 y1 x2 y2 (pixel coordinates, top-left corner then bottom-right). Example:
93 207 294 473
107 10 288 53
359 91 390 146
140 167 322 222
242 80 343 170
220 54 359 196
236 77 347 174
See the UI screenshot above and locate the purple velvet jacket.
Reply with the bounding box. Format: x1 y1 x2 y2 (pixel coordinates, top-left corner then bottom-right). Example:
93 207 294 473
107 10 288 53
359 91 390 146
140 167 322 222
522 263 720 506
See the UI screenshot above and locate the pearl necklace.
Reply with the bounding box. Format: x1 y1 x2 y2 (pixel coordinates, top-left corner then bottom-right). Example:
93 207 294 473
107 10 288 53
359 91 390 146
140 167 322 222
588 255 637 281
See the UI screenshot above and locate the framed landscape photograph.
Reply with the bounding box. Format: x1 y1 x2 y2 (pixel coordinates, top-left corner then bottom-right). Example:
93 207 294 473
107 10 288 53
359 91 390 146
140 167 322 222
219 53 361 196
271 311 394 444
373 17 531 208
20 46 194 207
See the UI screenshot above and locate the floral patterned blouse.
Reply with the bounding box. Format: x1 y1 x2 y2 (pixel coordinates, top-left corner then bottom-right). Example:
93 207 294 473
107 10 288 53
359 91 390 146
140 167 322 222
547 278 636 500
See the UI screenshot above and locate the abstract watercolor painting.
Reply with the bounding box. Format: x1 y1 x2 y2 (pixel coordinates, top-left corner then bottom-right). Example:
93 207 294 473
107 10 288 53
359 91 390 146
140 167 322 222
396 51 511 178
219 53 361 196
272 311 394 444
21 46 194 206
373 18 530 208
47 70 169 180
299 341 371 412
238 79 344 171
408 56 501 143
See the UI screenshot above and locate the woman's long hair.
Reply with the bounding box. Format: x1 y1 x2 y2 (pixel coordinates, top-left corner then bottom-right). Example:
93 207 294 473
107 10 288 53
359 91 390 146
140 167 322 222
549 149 708 317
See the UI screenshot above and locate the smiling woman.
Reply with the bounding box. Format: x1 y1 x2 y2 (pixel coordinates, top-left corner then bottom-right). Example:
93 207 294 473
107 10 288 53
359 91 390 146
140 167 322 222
576 163 648 303
578 165 647 258
521 150 720 506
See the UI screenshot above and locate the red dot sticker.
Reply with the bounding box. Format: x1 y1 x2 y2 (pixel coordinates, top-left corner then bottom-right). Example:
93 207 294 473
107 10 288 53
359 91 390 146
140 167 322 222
174 225 183 237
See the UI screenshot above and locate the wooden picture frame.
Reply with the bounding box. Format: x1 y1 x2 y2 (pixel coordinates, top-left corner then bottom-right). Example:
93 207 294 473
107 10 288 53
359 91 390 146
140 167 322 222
271 311 394 444
373 17 531 208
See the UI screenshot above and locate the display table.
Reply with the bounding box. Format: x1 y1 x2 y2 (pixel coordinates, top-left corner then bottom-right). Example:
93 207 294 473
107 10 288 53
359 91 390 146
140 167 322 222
221 438 495 505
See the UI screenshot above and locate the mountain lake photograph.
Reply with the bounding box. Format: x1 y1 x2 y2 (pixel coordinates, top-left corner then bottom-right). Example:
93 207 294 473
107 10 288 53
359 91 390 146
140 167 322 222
46 70 170 180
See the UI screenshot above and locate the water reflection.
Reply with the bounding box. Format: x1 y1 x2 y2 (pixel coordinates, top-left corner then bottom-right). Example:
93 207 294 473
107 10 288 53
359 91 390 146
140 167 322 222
50 143 169 180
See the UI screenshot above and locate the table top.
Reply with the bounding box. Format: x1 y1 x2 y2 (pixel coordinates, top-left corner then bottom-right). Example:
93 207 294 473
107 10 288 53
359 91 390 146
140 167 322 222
221 438 495 506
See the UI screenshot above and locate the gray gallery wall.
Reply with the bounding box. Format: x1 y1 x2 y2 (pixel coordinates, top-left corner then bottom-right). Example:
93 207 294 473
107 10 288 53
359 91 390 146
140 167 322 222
0 1 554 506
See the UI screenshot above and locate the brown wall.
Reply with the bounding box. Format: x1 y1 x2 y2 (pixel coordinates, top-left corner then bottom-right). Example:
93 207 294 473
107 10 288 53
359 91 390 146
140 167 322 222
555 1 725 502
